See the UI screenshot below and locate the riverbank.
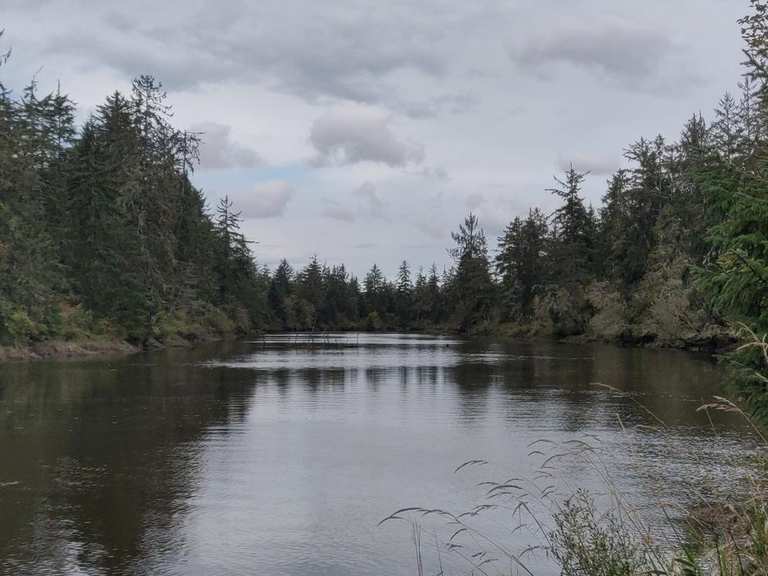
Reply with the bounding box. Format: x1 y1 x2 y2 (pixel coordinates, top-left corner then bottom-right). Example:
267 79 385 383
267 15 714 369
490 274 738 353
0 338 139 361
494 321 737 353
0 334 249 362
0 325 736 363
0 302 254 362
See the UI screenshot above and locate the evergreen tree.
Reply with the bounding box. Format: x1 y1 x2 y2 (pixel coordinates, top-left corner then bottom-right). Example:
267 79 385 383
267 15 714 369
496 208 549 319
268 259 293 329
547 166 595 283
298 256 324 312
395 260 413 328
449 213 495 333
700 2 768 335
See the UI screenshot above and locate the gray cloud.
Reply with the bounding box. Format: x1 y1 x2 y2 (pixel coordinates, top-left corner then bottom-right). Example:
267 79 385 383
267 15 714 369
322 199 356 222
465 192 484 210
354 181 386 219
35 0 460 113
407 165 450 181
321 181 387 222
2 0 744 278
399 92 478 118
234 180 294 218
310 105 424 167
509 23 675 86
557 154 620 177
191 122 262 170
415 219 445 240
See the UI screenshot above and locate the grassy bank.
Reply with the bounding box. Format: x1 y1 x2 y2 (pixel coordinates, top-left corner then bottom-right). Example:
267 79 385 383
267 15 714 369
491 269 736 353
384 394 767 576
0 338 139 361
0 301 251 361
378 333 768 576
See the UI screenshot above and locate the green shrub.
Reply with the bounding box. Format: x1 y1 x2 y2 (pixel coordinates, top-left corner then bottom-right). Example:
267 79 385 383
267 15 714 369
550 490 649 576
0 304 43 344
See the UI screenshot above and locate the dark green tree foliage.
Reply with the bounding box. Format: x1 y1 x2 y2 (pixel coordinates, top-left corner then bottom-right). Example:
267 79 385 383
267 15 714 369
268 259 294 329
0 47 72 342
663 115 711 260
448 213 495 334
693 3 768 337
213 195 264 327
298 256 324 313
6 1 768 351
547 167 596 284
496 208 549 319
363 263 388 328
395 260 413 327
319 264 358 329
700 0 768 335
607 139 671 290
0 55 268 343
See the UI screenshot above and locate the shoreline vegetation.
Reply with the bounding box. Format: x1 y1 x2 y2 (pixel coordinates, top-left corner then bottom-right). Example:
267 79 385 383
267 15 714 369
0 0 766 400
384 395 768 576
1 11 758 366
0 0 760 368
0 320 737 363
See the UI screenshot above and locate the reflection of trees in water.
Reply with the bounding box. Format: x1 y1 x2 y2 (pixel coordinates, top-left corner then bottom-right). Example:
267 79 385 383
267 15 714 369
294 367 348 390
415 366 439 387
445 361 494 424
399 366 409 390
364 366 388 391
0 350 259 575
444 339 729 433
441 340 750 546
271 366 355 392
0 337 745 576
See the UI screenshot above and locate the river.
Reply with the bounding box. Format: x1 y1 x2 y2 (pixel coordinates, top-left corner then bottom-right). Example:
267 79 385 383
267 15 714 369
0 334 758 575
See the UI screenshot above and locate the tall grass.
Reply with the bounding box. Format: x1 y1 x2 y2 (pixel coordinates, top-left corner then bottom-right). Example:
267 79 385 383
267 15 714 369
381 349 768 575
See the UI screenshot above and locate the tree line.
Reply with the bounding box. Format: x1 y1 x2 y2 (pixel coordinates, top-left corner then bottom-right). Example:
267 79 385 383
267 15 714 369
2 2 768 357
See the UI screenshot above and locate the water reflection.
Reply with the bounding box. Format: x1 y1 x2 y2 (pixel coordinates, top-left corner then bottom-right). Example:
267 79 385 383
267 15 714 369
0 334 756 576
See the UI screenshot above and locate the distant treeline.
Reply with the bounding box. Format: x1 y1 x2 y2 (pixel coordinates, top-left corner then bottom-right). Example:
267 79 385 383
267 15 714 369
1 3 768 356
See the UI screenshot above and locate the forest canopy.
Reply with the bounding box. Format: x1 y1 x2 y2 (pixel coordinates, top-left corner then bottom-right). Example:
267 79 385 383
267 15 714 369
1 2 768 360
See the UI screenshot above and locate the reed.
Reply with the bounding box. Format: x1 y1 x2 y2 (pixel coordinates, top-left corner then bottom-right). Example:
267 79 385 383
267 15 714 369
381 356 768 575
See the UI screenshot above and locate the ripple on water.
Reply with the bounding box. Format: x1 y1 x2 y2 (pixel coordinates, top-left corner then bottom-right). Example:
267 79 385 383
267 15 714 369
0 333 757 576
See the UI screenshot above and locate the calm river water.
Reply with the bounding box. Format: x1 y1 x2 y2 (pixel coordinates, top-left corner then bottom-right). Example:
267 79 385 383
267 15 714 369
0 334 758 575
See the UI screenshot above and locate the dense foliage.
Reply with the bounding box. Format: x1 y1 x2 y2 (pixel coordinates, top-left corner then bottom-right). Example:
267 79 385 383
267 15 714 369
0 56 267 345
3 1 768 354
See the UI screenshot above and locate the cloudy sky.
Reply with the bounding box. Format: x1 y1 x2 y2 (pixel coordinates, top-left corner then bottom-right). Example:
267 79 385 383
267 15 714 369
1 0 747 277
